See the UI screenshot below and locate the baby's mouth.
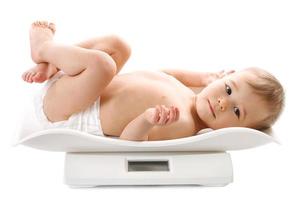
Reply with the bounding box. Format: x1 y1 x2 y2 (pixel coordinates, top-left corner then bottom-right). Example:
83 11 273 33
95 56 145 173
207 99 216 118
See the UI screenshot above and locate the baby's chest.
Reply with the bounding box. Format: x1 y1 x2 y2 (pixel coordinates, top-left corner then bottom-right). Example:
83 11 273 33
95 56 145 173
100 73 194 135
117 77 190 110
103 71 192 108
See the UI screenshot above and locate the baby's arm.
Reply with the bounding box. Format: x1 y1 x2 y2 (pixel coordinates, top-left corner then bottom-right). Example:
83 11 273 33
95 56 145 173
161 69 234 87
120 105 179 141
119 113 153 141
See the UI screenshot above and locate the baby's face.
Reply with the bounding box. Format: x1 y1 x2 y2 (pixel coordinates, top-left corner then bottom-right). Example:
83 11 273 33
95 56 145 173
195 71 269 129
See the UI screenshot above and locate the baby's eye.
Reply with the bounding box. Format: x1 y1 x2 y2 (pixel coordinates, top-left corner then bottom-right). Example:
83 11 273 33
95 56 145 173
225 84 232 95
234 107 240 118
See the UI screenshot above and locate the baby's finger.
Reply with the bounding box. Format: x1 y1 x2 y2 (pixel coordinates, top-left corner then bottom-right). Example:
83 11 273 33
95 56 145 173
163 106 171 124
226 70 235 75
166 106 175 125
158 105 168 125
218 70 226 78
161 105 169 125
153 106 160 123
175 107 180 121
156 105 163 124
155 105 162 122
163 105 171 124
218 69 225 74
172 107 179 122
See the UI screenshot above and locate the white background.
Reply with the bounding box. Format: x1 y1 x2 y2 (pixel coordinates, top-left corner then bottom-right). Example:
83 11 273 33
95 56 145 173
0 0 299 199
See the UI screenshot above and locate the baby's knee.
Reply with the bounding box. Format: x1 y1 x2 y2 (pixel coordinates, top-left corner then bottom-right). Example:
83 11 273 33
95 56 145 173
109 35 131 59
90 51 117 77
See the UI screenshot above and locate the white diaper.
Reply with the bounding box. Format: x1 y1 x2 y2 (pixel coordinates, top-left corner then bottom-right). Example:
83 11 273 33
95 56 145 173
34 71 104 136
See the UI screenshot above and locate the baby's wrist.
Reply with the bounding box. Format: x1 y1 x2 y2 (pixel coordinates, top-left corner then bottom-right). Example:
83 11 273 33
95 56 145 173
142 111 155 126
200 72 211 86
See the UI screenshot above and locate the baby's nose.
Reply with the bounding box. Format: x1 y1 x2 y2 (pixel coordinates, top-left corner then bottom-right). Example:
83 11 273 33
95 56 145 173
218 98 228 111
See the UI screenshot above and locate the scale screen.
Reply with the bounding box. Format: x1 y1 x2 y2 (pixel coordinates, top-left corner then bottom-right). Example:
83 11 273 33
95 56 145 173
127 160 170 172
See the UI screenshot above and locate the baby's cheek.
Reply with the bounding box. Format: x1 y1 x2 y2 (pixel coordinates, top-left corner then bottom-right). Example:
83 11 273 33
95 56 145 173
214 116 237 128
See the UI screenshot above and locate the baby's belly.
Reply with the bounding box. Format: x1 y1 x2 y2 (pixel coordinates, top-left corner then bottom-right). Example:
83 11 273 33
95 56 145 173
99 71 192 136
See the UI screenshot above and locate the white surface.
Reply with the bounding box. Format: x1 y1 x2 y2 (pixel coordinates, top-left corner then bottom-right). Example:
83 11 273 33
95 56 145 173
15 127 277 152
1 0 299 199
64 152 233 187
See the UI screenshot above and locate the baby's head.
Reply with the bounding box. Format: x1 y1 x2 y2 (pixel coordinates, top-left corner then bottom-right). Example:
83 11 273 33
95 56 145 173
195 67 285 131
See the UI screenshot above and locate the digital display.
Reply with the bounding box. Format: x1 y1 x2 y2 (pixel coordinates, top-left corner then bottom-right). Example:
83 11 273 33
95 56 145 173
127 160 170 172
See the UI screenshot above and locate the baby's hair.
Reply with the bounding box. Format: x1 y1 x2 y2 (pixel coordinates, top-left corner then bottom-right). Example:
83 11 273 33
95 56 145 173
244 67 285 130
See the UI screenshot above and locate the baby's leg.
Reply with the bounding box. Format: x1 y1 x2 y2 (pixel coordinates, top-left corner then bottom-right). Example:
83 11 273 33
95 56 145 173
34 37 115 76
29 21 117 121
23 35 131 83
76 35 131 73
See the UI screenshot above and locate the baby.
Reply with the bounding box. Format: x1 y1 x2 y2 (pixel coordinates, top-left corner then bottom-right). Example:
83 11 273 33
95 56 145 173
22 21 285 141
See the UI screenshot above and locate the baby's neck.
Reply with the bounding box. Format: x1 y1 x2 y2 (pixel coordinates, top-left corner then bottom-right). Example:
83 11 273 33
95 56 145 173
190 95 208 132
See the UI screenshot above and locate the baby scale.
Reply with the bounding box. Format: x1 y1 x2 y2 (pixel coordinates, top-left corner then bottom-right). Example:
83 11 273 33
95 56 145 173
13 98 277 187
14 126 276 187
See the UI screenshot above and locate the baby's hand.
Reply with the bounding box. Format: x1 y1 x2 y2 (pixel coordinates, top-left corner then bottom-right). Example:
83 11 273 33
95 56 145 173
144 105 180 126
204 70 235 85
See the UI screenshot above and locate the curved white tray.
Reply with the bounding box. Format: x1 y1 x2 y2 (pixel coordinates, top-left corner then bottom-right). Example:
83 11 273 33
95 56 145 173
14 127 277 152
14 96 278 152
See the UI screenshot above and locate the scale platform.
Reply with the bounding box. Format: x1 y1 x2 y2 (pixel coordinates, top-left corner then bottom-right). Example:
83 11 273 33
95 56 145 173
64 152 233 187
15 119 276 187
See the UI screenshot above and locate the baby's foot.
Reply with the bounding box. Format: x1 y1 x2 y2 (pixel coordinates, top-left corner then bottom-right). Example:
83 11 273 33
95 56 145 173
30 21 56 64
22 63 58 83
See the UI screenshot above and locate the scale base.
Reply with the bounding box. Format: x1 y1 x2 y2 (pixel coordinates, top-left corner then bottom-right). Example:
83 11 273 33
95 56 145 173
64 152 233 187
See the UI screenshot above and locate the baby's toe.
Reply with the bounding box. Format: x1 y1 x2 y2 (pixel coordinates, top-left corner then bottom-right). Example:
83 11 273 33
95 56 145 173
32 21 46 28
28 72 36 83
48 22 56 33
32 72 46 83
24 71 31 82
22 72 27 81
25 71 34 82
40 21 49 28
32 21 42 27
